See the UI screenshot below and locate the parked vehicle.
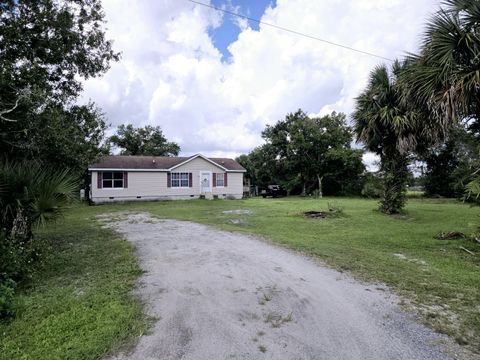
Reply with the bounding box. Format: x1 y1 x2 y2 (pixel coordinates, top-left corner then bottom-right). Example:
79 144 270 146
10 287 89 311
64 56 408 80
261 185 287 198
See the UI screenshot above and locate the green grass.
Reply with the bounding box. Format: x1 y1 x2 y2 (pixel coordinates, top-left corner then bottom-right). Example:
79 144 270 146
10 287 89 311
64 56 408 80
2 197 479 358
0 207 148 360
77 197 480 354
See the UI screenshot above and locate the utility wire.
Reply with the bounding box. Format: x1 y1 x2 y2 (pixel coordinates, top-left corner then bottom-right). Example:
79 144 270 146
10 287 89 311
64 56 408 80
186 0 394 62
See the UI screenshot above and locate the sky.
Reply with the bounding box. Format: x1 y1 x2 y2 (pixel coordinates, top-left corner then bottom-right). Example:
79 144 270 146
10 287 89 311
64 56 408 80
81 0 441 170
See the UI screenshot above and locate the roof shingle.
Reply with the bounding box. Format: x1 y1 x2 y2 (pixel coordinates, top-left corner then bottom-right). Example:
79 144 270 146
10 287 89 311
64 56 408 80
89 155 245 171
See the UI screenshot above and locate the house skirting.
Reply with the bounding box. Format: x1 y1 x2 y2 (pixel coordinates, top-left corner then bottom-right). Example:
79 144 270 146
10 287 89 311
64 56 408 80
91 193 243 204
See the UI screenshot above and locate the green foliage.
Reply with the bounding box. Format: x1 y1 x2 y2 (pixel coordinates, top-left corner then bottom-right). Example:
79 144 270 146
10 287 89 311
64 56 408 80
0 229 48 285
1 102 109 177
361 173 384 198
424 141 460 197
0 278 16 318
0 0 118 170
465 176 480 200
237 110 365 196
0 160 78 315
0 206 148 359
401 0 480 127
423 126 479 198
0 161 78 233
399 0 480 206
110 124 180 156
0 0 119 103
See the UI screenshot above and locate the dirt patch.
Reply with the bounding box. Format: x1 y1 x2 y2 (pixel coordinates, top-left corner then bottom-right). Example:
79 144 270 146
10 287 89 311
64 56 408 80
434 231 466 240
304 211 328 219
222 209 252 215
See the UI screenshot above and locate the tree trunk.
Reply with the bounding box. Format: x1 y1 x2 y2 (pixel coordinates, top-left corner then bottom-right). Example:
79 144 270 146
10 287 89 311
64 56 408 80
317 175 323 198
302 182 306 196
10 207 32 243
380 152 408 214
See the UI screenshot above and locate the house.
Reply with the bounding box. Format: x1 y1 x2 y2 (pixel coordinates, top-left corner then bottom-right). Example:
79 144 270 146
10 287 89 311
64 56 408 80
88 154 246 203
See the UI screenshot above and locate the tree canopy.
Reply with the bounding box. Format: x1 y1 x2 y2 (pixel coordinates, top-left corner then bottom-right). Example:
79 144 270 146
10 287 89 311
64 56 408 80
110 124 180 157
238 110 365 196
0 0 118 173
401 0 480 128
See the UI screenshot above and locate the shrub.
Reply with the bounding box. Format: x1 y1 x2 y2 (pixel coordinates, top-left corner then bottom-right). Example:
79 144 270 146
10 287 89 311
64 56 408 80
0 160 78 318
0 278 16 318
361 177 383 198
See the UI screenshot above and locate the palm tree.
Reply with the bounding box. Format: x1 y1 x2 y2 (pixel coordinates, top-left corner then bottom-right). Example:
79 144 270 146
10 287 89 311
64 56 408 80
401 0 480 198
353 61 420 214
0 160 78 281
402 0 480 129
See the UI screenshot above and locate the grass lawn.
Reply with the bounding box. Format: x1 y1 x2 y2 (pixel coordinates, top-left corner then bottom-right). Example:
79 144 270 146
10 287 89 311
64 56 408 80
0 207 148 360
79 196 479 355
1 197 478 358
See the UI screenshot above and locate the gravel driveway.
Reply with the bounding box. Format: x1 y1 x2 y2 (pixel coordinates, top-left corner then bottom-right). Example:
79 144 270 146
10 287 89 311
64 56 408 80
102 212 455 360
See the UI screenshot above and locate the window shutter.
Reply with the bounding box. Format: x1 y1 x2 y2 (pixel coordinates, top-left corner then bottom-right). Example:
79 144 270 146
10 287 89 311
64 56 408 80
167 173 171 188
97 172 103 189
189 173 193 188
224 173 228 187
123 172 128 188
212 173 216 187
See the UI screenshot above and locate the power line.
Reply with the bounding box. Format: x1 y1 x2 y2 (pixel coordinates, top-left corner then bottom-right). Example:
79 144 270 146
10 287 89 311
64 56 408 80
186 0 394 62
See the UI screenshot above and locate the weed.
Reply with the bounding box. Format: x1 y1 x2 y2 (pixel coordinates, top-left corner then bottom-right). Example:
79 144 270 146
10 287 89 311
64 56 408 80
264 312 293 328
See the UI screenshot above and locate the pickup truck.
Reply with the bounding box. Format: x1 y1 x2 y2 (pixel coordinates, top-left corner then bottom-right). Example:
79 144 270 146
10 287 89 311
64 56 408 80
260 185 287 198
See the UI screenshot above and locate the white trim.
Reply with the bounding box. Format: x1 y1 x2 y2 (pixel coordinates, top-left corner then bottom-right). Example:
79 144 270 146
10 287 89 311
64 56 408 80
100 171 125 189
90 168 168 172
214 172 226 188
170 172 190 188
88 167 246 173
169 154 229 171
199 171 212 193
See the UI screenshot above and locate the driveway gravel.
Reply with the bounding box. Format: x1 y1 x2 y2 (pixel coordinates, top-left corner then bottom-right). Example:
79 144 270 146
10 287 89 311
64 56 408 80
102 212 456 360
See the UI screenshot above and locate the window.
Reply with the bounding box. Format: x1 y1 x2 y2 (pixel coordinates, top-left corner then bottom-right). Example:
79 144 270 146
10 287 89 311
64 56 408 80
102 172 124 188
215 173 224 187
171 172 189 187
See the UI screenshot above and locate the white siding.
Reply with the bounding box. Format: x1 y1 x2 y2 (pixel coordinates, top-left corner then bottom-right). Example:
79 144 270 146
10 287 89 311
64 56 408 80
90 157 244 203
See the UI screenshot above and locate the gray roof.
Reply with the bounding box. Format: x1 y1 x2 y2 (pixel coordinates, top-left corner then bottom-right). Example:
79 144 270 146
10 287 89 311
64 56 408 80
89 155 246 171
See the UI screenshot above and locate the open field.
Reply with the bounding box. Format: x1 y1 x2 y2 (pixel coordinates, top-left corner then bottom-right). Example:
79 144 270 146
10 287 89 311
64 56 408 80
86 197 480 355
0 208 148 360
1 197 479 358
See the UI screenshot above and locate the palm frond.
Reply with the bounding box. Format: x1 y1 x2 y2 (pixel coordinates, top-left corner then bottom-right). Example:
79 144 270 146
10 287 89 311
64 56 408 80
0 160 79 232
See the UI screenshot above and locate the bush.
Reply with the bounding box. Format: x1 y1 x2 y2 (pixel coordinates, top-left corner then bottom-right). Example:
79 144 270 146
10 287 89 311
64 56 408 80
361 176 383 198
0 230 47 283
0 279 16 318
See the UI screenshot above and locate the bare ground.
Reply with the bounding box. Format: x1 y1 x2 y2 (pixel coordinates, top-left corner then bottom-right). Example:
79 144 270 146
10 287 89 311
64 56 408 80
100 212 463 360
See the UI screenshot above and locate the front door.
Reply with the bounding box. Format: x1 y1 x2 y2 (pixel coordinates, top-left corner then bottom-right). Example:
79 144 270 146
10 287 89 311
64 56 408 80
200 172 211 193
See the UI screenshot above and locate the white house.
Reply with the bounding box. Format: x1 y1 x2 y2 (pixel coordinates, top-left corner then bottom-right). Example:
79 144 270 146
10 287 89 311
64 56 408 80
88 154 246 203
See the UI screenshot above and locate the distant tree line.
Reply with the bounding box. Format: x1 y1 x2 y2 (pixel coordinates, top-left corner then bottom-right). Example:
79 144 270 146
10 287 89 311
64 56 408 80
237 110 366 197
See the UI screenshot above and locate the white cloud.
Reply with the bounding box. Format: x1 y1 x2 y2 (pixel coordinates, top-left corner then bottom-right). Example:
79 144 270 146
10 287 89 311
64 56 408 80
363 152 380 172
82 0 440 164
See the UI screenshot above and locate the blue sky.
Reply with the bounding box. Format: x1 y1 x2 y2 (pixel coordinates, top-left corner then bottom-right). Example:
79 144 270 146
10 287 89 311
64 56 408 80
209 0 276 60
